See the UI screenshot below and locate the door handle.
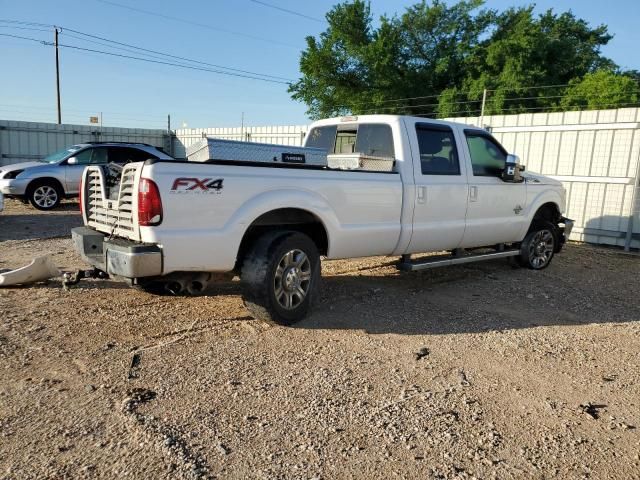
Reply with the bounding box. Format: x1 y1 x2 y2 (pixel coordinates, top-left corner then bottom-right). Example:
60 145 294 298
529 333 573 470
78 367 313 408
469 186 478 202
417 186 425 204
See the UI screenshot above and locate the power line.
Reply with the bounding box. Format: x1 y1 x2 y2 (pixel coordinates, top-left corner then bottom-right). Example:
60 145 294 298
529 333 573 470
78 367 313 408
248 0 324 23
58 26 294 82
0 19 51 28
0 24 50 33
0 20 294 82
0 103 168 122
58 42 291 84
335 84 579 109
0 32 49 45
93 0 300 49
0 32 291 85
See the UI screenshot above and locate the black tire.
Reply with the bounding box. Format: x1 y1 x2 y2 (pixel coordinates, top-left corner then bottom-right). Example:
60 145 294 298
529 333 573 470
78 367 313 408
27 180 62 210
517 220 559 270
240 230 321 325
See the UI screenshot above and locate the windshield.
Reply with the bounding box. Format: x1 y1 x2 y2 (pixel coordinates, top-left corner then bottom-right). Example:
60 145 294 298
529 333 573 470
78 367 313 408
40 146 83 163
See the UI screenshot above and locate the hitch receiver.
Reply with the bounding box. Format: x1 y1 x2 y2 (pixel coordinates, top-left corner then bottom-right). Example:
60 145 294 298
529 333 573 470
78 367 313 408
62 268 109 288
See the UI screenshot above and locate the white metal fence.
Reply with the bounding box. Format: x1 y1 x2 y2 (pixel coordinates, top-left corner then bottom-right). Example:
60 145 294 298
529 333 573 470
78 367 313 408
448 108 640 250
2 108 639 250
0 120 170 167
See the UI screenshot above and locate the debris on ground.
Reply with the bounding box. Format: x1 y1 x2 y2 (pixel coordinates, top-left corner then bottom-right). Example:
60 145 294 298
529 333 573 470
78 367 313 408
0 255 60 287
578 402 607 420
414 347 430 360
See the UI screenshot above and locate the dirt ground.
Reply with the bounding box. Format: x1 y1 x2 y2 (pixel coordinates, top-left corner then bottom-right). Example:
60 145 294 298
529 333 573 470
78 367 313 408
0 198 639 480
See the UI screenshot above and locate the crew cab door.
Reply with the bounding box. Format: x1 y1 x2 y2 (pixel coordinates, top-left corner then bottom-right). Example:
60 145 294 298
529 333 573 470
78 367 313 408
406 122 468 253
460 130 527 247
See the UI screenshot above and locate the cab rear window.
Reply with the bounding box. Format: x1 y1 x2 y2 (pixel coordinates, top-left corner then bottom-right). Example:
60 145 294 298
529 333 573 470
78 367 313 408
305 124 395 158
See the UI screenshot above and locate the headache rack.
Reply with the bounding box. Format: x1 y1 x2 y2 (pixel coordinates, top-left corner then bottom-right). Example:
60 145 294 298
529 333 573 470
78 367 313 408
83 163 141 241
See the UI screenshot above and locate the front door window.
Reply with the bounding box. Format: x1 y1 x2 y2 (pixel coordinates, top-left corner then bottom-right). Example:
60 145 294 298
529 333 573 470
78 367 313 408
465 134 507 177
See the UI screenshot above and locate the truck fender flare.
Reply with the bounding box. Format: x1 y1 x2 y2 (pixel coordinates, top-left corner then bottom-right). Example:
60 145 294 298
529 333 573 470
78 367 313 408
518 190 563 239
226 189 339 252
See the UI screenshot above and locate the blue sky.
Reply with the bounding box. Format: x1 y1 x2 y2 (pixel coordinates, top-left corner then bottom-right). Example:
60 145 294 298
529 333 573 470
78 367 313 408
0 0 638 129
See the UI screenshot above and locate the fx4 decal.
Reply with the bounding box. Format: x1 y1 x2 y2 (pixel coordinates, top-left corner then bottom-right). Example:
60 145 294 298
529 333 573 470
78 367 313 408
170 177 224 194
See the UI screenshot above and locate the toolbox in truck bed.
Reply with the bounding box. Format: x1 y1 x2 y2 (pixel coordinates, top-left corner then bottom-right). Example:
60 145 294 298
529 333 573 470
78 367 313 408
186 137 328 166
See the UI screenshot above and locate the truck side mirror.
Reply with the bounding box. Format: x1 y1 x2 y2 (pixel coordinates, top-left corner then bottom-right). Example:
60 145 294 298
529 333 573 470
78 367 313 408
502 154 524 183
67 157 78 165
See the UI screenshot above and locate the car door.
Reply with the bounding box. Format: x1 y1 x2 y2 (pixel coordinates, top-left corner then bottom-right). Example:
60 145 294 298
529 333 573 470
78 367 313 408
460 130 527 248
406 122 469 253
64 147 108 193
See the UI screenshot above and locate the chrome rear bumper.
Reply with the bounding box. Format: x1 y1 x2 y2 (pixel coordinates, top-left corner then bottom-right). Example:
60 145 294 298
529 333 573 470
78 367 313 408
71 227 162 279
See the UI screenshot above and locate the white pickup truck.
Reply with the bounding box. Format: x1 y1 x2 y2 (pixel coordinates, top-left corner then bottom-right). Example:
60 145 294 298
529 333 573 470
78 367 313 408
72 115 573 325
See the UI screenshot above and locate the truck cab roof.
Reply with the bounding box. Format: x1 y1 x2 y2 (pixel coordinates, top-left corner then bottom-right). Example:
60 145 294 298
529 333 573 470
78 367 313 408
308 114 485 132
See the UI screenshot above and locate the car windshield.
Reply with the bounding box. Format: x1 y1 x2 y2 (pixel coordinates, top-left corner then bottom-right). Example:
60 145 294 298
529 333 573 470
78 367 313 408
39 146 83 163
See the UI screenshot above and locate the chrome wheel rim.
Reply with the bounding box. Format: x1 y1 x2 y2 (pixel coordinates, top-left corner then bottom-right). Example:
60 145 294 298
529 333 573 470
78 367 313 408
273 249 311 310
528 229 554 269
33 185 58 208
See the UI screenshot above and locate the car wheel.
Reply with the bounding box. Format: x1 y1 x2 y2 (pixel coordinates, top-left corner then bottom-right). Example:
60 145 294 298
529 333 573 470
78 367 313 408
518 220 558 270
28 181 62 210
240 231 320 325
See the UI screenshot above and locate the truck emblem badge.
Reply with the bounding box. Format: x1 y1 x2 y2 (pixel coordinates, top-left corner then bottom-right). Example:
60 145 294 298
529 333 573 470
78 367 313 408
513 205 523 214
170 177 224 194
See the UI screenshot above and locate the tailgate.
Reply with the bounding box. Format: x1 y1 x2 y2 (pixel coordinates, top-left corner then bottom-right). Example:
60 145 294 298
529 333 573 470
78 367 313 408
82 162 143 241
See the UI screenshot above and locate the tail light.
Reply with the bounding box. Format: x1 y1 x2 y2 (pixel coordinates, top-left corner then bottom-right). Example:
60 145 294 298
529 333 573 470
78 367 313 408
78 175 84 217
138 178 163 226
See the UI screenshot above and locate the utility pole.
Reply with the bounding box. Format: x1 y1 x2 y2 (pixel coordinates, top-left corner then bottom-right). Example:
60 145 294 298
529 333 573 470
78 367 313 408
54 27 62 124
167 114 173 157
479 88 487 128
241 111 245 141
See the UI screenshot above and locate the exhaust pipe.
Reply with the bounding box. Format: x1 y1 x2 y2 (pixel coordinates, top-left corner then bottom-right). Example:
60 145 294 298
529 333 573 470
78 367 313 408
164 280 186 295
162 273 211 296
186 273 211 295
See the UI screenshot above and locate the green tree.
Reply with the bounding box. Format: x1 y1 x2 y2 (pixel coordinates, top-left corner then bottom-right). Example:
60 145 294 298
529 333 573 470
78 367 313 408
560 70 639 110
457 7 615 114
289 0 493 119
289 0 630 119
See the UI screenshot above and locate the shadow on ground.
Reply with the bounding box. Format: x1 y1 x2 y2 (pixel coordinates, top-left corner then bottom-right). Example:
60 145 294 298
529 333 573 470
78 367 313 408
0 203 82 242
296 252 639 335
113 251 639 336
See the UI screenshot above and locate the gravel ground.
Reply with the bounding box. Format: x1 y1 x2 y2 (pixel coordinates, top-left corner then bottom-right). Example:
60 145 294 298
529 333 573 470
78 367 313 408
1 199 639 479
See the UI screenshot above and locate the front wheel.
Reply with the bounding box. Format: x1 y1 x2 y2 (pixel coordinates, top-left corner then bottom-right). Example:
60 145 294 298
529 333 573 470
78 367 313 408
28 181 62 210
518 220 558 270
240 231 321 325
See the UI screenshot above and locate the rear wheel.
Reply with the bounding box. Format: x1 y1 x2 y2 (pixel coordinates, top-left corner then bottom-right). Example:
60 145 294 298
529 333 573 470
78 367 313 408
518 220 558 270
28 181 62 210
240 231 320 325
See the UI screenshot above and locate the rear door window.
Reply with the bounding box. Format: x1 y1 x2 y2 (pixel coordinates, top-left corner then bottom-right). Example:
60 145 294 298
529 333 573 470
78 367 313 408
416 125 460 175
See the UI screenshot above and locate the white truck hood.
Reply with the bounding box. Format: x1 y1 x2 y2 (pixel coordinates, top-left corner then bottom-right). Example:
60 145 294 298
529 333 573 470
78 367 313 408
522 171 562 186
